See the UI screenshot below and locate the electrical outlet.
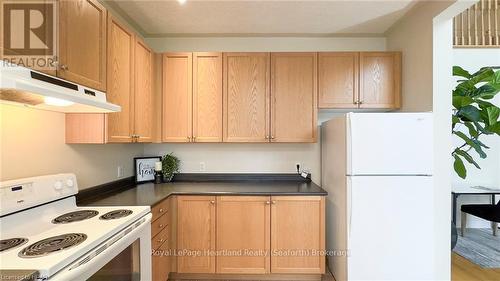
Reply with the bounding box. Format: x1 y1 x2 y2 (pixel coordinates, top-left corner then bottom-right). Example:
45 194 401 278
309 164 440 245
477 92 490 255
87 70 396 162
117 166 124 178
199 162 206 172
295 162 301 173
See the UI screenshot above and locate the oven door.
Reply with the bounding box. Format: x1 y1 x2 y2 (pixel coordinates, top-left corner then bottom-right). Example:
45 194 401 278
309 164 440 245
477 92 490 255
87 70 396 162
52 213 152 281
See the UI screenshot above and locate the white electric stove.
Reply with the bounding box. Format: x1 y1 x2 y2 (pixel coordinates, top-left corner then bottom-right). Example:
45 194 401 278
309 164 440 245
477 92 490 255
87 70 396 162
0 174 152 280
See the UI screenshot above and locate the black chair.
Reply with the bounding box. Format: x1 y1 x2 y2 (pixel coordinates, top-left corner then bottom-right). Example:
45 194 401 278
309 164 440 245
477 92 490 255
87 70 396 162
461 201 500 236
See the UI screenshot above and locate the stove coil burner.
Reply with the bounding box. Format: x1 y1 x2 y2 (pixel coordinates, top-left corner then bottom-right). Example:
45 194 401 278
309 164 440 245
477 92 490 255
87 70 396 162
19 233 87 258
52 210 99 224
0 238 28 252
99 209 133 220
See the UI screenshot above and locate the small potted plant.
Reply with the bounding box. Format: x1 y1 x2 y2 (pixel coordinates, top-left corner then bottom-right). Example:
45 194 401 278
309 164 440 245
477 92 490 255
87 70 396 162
161 153 180 182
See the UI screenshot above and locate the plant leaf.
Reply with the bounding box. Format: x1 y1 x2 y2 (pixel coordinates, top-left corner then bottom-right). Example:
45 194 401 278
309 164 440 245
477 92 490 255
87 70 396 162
452 96 474 109
471 67 494 85
453 131 487 158
463 122 479 138
475 100 495 109
486 107 500 126
486 122 500 135
472 84 498 99
454 149 481 169
490 70 500 89
453 66 472 79
453 155 467 179
458 105 481 122
472 138 490 149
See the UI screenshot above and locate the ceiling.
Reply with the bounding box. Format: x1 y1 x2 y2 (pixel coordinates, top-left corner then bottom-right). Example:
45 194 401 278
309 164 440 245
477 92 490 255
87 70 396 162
105 0 418 37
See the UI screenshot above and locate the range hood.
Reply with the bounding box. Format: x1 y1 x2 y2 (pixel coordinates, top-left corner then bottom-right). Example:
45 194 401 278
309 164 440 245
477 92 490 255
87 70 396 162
0 63 121 113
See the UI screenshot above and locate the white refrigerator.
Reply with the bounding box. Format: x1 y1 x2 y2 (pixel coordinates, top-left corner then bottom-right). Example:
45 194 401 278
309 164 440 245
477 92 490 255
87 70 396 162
321 113 434 281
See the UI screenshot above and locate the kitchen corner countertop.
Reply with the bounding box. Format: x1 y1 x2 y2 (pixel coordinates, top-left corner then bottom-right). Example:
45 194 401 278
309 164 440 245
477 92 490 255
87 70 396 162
78 174 327 207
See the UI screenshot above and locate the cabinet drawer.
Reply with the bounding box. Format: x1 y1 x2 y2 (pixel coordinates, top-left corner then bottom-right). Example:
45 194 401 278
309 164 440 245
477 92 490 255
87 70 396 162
152 199 169 222
151 212 168 237
152 225 169 250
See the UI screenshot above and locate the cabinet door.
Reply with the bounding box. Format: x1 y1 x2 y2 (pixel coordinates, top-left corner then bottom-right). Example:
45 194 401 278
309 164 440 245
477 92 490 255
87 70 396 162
134 38 153 142
162 53 192 142
216 196 270 274
359 52 401 109
271 53 317 143
271 196 325 274
106 16 135 143
152 239 170 281
193 52 222 142
318 52 359 108
177 196 216 273
59 0 107 91
223 53 270 142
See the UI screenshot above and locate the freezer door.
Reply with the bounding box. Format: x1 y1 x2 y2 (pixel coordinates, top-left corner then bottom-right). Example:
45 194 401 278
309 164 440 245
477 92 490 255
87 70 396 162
347 176 434 280
347 113 433 175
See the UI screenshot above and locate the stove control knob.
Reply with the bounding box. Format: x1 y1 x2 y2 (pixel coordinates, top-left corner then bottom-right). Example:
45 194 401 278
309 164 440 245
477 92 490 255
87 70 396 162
66 179 74 187
54 181 63 190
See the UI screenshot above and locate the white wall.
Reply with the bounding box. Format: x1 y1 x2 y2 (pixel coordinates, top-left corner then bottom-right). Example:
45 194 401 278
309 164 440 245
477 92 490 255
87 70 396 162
452 48 500 227
385 1 460 280
386 1 455 112
0 104 144 190
145 142 322 183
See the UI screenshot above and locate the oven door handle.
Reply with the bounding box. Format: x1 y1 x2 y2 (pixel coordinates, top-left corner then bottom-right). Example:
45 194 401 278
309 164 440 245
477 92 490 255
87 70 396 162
51 213 152 281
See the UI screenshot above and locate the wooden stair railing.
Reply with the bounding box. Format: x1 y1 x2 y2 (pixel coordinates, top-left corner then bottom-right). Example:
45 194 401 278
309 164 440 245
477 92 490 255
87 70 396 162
454 0 500 47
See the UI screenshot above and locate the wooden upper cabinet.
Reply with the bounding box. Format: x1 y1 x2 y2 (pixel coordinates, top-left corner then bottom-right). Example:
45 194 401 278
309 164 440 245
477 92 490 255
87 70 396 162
216 196 271 274
59 0 107 91
318 52 359 108
193 52 223 142
177 196 216 274
134 38 153 142
106 15 135 143
223 53 270 143
271 196 325 274
359 52 401 109
271 53 317 143
162 53 193 142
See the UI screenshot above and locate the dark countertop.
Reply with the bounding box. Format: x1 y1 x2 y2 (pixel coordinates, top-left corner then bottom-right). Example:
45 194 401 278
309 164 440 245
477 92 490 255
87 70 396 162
78 174 327 207
0 270 39 281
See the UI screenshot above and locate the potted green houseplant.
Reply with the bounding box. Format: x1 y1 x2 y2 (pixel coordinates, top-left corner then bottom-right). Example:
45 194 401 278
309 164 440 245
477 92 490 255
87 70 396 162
162 153 180 182
450 66 500 250
452 66 500 179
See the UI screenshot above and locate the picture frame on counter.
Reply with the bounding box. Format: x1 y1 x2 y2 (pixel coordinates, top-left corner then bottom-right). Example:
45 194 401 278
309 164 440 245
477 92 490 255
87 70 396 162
134 156 161 184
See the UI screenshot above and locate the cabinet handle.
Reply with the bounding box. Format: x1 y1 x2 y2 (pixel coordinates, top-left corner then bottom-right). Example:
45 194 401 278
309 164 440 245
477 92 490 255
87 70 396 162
187 136 191 142
60 64 68 71
159 224 164 228
266 201 270 205
272 201 276 204
271 136 275 140
210 200 215 204
157 238 164 243
358 101 363 105
159 208 164 213
265 135 269 139
193 136 196 141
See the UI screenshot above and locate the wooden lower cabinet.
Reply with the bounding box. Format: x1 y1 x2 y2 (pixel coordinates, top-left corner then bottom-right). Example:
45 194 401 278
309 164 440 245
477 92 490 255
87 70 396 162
216 196 270 274
168 195 325 279
177 196 216 273
271 196 325 274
